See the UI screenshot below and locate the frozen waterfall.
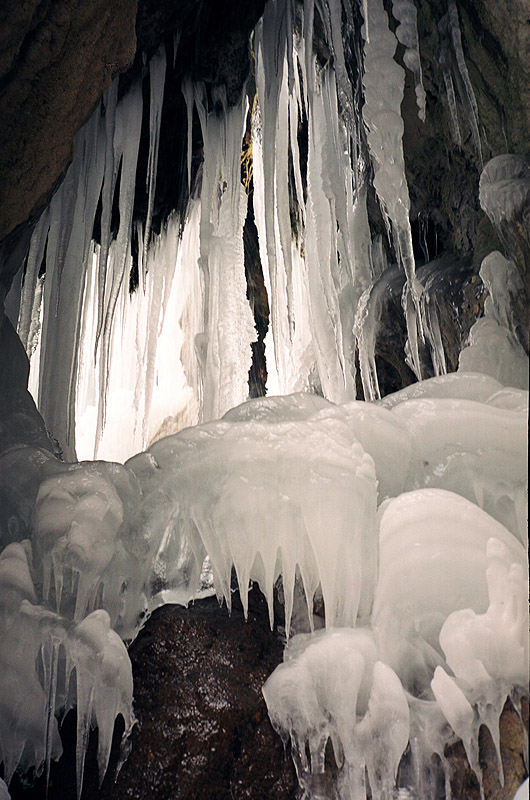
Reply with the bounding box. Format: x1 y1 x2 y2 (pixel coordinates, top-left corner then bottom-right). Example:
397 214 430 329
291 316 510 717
0 0 528 798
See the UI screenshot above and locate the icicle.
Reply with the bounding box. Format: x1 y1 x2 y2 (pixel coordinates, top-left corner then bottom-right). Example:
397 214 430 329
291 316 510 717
173 30 181 68
37 103 107 459
438 2 482 164
447 1 482 166
254 1 291 380
440 42 462 147
361 0 424 378
327 0 354 126
354 265 403 401
190 81 255 420
94 80 119 359
392 0 426 121
18 209 50 353
143 45 167 265
96 79 143 452
182 77 194 194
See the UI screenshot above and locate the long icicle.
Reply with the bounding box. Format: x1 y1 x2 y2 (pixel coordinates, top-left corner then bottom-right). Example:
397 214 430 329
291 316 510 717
143 45 167 269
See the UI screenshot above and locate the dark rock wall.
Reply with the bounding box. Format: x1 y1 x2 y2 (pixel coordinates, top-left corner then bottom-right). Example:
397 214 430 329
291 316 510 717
0 0 138 245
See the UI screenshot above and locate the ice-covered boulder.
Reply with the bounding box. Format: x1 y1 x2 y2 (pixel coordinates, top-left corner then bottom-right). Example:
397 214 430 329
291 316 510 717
130 405 378 632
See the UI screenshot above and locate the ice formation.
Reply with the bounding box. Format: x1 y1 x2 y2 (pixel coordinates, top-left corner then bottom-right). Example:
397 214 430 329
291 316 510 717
459 251 529 390
438 1 482 164
127 401 378 631
0 539 134 793
514 779 530 800
1 0 528 798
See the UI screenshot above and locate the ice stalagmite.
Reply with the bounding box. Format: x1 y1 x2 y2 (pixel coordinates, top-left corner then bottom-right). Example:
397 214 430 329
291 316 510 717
459 252 529 389
263 629 409 800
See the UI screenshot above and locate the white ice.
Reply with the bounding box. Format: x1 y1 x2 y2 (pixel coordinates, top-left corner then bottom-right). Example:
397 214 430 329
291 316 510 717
459 252 529 390
262 628 409 800
514 779 530 800
129 399 378 632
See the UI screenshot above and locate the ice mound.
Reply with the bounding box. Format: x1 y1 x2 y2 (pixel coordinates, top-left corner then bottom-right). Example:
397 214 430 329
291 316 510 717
379 371 503 408
339 401 412 501
262 628 409 800
372 489 525 691
130 407 378 631
390 396 528 543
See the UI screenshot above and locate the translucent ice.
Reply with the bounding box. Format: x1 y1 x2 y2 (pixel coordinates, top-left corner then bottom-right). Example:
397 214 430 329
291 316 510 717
263 629 409 800
389 393 528 541
459 252 529 390
372 489 524 692
129 403 378 631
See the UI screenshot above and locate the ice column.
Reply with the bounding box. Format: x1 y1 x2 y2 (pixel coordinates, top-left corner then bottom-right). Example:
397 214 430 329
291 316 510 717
253 0 373 401
190 84 256 420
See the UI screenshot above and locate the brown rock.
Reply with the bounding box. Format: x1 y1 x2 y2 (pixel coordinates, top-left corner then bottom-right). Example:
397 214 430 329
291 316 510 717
0 0 137 241
100 588 298 800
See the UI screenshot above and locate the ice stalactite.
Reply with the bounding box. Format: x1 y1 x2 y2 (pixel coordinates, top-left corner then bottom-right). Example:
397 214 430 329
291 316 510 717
34 107 107 460
253 0 373 401
96 80 144 452
143 45 167 268
2 4 528 799
392 0 426 122
353 265 403 401
0 540 134 794
361 0 425 381
438 1 483 165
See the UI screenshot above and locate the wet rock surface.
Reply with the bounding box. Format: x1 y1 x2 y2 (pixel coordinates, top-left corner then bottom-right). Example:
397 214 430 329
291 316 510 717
106 588 298 800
